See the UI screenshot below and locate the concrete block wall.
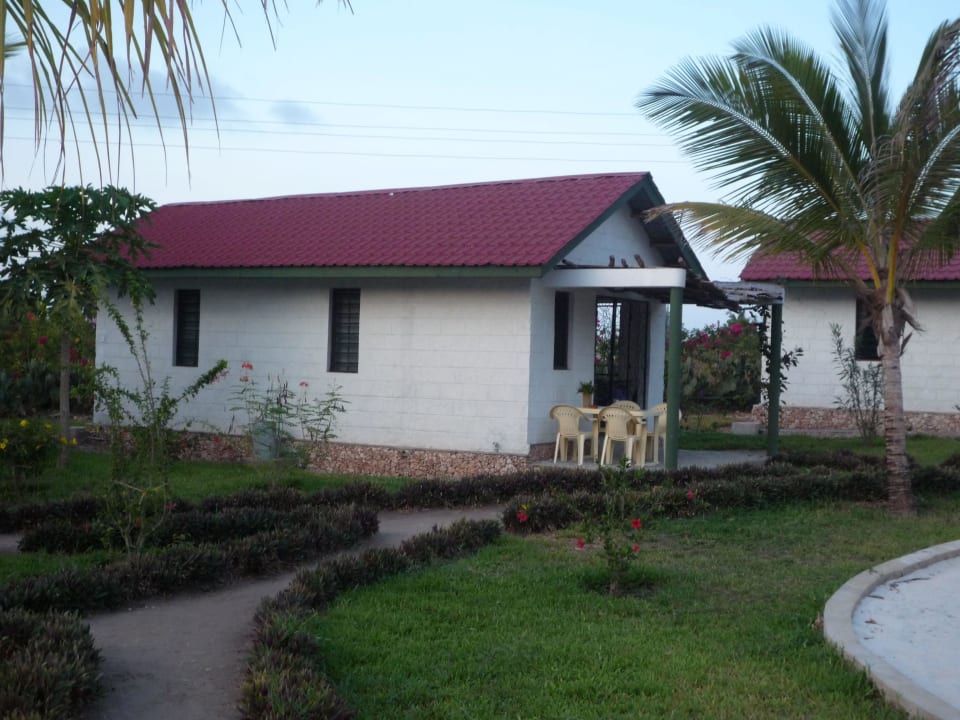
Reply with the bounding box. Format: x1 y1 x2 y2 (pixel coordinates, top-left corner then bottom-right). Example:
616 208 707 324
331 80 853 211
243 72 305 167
779 285 960 414
96 276 534 454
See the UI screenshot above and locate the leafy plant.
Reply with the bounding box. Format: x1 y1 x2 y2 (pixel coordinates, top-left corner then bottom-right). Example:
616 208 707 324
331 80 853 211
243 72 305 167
0 418 64 496
228 362 347 466
830 324 883 439
678 315 762 412
96 295 227 557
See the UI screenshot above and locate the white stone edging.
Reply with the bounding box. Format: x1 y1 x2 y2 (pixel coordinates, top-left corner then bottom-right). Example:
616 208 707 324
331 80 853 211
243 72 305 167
822 540 960 720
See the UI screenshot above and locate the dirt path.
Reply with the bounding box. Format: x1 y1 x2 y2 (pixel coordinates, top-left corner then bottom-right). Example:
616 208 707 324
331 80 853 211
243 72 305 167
82 506 504 720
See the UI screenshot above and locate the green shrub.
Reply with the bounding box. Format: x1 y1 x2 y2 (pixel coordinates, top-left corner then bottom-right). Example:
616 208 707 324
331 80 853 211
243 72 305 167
0 418 62 493
0 608 100 720
0 496 101 533
1 506 377 614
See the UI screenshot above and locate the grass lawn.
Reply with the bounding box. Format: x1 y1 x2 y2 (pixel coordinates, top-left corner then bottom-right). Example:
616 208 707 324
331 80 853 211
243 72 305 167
2 449 412 505
680 430 960 466
308 497 960 719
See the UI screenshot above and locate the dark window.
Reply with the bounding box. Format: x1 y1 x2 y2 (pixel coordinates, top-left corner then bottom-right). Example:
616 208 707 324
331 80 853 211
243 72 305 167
174 289 201 367
329 289 360 373
855 298 880 361
553 292 571 370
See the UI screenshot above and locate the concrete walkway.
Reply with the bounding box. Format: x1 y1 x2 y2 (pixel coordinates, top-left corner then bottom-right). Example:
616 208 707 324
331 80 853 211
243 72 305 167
824 540 960 720
82 506 504 720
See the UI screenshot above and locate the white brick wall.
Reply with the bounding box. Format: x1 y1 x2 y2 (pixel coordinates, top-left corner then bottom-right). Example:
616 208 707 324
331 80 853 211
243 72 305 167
96 277 534 454
779 285 960 413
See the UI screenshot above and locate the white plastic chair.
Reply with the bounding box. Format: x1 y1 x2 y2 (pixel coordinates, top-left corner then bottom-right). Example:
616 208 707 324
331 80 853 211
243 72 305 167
549 405 591 465
597 406 644 466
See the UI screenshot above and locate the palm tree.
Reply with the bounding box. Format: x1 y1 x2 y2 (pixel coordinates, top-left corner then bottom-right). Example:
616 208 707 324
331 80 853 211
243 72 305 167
639 0 960 515
0 1 349 178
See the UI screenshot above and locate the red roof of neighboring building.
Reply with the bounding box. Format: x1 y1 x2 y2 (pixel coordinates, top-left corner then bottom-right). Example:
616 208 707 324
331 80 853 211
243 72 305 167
741 249 960 282
135 173 653 270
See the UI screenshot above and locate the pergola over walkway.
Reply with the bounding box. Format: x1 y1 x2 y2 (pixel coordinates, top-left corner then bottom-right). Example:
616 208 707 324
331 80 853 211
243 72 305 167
542 268 786 470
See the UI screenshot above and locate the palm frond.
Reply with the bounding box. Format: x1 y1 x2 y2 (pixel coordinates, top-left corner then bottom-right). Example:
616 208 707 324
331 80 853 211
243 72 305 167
0 1 352 180
831 0 891 149
639 26 866 229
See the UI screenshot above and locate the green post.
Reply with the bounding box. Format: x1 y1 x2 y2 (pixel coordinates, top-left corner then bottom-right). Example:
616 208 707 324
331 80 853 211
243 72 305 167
666 286 683 470
767 303 783 457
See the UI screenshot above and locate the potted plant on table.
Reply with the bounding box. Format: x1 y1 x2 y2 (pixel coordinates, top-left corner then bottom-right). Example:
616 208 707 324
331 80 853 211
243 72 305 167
577 380 595 408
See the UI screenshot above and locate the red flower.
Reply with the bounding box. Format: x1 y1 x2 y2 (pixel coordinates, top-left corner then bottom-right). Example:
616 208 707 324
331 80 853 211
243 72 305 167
631 518 642 529
299 381 309 387
686 490 695 501
720 350 732 360
576 538 585 549
516 511 528 523
241 361 254 370
632 544 640 553
729 323 743 336
213 436 221 444
26 312 36 321
239 375 249 383
38 335 48 345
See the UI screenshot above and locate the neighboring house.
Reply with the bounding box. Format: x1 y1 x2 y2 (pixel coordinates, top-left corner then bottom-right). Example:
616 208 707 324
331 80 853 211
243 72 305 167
96 173 729 476
740 251 960 435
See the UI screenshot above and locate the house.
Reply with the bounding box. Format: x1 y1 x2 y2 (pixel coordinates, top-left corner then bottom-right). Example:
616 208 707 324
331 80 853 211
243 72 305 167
740 250 960 435
95 173 731 476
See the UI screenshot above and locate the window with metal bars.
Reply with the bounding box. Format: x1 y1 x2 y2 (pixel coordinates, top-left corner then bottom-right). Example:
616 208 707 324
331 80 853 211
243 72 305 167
329 288 360 373
553 291 571 370
174 289 201 367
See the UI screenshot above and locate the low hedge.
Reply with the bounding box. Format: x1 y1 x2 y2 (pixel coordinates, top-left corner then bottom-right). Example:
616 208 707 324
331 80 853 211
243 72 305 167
501 463 960 534
0 505 378 614
240 519 502 720
0 496 101 534
0 608 100 720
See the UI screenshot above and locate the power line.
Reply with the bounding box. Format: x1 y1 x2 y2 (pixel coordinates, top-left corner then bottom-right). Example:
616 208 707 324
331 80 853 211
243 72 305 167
5 134 691 164
3 83 640 117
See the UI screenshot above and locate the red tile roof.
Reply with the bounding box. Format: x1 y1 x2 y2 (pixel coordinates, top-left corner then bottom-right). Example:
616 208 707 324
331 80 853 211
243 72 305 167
136 173 652 270
741 250 960 282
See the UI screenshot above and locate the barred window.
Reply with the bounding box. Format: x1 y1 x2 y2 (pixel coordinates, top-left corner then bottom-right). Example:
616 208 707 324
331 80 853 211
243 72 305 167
329 289 360 373
553 291 571 370
174 289 201 367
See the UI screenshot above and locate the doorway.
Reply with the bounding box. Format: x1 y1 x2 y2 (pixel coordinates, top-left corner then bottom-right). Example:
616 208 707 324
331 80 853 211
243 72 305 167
593 297 648 407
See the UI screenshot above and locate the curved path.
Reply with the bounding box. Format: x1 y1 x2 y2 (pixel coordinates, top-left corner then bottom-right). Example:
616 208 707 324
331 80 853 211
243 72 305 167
82 506 504 720
823 540 960 720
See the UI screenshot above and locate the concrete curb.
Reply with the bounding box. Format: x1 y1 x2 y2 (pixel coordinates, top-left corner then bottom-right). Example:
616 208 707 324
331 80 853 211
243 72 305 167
823 539 960 720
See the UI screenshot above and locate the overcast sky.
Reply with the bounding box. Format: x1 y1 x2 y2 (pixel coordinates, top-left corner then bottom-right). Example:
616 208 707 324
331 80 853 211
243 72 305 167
2 0 956 328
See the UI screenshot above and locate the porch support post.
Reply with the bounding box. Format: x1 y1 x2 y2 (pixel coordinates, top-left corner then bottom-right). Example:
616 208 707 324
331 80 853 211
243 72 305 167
767 304 783 456
666 286 683 471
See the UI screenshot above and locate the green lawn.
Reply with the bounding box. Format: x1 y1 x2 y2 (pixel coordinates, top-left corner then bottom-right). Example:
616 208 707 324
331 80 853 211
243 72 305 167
308 497 960 719
2 450 412 505
680 430 960 466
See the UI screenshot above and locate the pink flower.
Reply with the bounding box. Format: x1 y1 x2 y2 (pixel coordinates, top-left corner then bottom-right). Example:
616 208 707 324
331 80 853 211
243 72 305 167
299 381 309 387
631 518 642 530
576 538 585 549
720 350 732 360
79 358 88 367
38 335 48 345
516 511 528 523
686 490 695 501
632 544 640 553
239 375 249 383
166 502 177 511
729 323 743 336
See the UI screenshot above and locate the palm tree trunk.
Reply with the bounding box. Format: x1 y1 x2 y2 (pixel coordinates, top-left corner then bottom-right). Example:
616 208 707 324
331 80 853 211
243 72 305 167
879 308 912 515
58 332 71 467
